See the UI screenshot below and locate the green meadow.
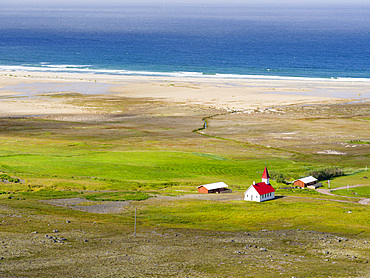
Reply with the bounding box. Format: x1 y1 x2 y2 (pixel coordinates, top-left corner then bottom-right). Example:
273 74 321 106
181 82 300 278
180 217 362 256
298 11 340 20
334 186 370 198
140 198 369 234
0 95 369 210
0 94 369 277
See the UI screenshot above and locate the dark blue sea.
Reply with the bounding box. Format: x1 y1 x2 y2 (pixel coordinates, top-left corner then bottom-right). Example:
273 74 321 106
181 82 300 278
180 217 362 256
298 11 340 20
0 2 369 80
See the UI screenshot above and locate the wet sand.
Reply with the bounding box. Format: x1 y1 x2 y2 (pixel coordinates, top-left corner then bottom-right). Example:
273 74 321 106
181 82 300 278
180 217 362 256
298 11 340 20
0 70 369 117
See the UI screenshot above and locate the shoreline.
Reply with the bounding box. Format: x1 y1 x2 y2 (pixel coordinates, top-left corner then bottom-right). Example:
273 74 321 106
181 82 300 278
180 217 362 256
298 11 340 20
1 69 370 83
0 70 369 117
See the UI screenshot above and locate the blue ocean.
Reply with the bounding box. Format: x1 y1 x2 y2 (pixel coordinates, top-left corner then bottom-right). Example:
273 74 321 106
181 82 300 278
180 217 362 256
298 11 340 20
0 3 369 80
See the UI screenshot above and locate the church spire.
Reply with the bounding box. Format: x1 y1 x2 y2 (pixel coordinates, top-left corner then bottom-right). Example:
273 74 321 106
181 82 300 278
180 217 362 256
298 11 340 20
261 167 270 184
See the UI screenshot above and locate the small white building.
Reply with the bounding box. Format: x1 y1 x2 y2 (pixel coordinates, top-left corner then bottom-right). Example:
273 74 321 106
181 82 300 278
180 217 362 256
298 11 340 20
294 176 322 189
244 167 275 202
197 182 231 194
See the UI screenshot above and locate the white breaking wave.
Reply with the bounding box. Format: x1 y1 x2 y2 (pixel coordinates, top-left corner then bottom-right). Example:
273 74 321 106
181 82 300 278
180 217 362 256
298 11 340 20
0 64 369 82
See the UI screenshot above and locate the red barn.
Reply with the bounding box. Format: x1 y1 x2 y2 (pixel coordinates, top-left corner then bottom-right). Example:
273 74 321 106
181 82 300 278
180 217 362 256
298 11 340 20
294 176 322 189
197 182 231 194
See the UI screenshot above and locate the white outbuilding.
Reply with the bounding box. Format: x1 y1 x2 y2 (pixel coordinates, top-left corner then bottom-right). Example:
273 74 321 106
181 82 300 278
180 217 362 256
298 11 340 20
197 182 231 194
294 176 322 189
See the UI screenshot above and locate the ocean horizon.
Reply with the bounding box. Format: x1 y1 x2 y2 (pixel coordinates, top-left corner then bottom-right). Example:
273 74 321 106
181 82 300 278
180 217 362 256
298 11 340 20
0 2 369 80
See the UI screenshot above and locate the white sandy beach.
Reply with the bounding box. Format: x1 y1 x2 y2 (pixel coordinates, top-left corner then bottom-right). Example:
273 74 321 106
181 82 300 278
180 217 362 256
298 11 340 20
0 70 369 117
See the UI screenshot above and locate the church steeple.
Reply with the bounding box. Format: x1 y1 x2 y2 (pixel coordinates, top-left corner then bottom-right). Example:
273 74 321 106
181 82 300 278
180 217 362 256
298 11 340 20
261 167 270 184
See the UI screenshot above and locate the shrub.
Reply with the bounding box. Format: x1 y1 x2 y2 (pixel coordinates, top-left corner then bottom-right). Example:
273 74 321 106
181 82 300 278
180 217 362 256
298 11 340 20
346 140 370 145
269 171 286 183
307 167 344 181
0 174 20 183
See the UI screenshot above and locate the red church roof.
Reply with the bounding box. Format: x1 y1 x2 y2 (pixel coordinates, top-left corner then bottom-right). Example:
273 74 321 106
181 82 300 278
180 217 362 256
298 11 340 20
252 182 275 195
261 167 270 179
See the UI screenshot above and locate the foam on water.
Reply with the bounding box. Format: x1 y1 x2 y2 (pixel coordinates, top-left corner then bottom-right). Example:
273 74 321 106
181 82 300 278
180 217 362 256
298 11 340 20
1 64 369 82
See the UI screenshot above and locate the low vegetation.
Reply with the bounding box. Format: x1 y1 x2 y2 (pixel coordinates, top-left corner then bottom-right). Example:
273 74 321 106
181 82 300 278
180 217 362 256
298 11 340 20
0 173 20 183
347 139 370 145
333 186 370 198
84 191 151 201
307 167 345 181
0 94 369 277
269 171 287 183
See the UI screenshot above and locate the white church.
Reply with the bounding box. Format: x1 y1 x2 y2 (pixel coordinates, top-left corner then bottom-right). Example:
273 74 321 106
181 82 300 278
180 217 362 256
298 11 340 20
244 167 275 202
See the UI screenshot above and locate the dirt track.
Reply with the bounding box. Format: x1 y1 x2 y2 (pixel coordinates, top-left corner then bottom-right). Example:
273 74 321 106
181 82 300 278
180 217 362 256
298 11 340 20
41 198 130 214
316 184 370 205
42 187 369 216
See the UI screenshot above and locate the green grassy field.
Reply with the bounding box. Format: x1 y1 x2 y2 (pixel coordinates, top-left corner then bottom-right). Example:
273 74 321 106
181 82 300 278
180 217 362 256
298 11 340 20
334 186 370 198
140 197 369 234
1 189 369 277
328 171 370 189
0 94 369 277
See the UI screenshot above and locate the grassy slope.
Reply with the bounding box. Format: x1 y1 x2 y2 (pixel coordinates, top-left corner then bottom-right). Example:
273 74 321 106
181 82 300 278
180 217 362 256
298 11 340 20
0 94 369 277
0 95 368 199
0 193 369 277
334 186 370 198
329 172 370 188
140 197 369 235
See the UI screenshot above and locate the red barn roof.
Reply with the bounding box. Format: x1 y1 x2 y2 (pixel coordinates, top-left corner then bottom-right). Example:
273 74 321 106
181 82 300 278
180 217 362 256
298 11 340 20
252 182 275 195
261 167 270 179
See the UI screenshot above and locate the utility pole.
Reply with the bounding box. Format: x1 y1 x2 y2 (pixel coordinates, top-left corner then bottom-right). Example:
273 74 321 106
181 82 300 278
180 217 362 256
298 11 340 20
134 208 137 237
